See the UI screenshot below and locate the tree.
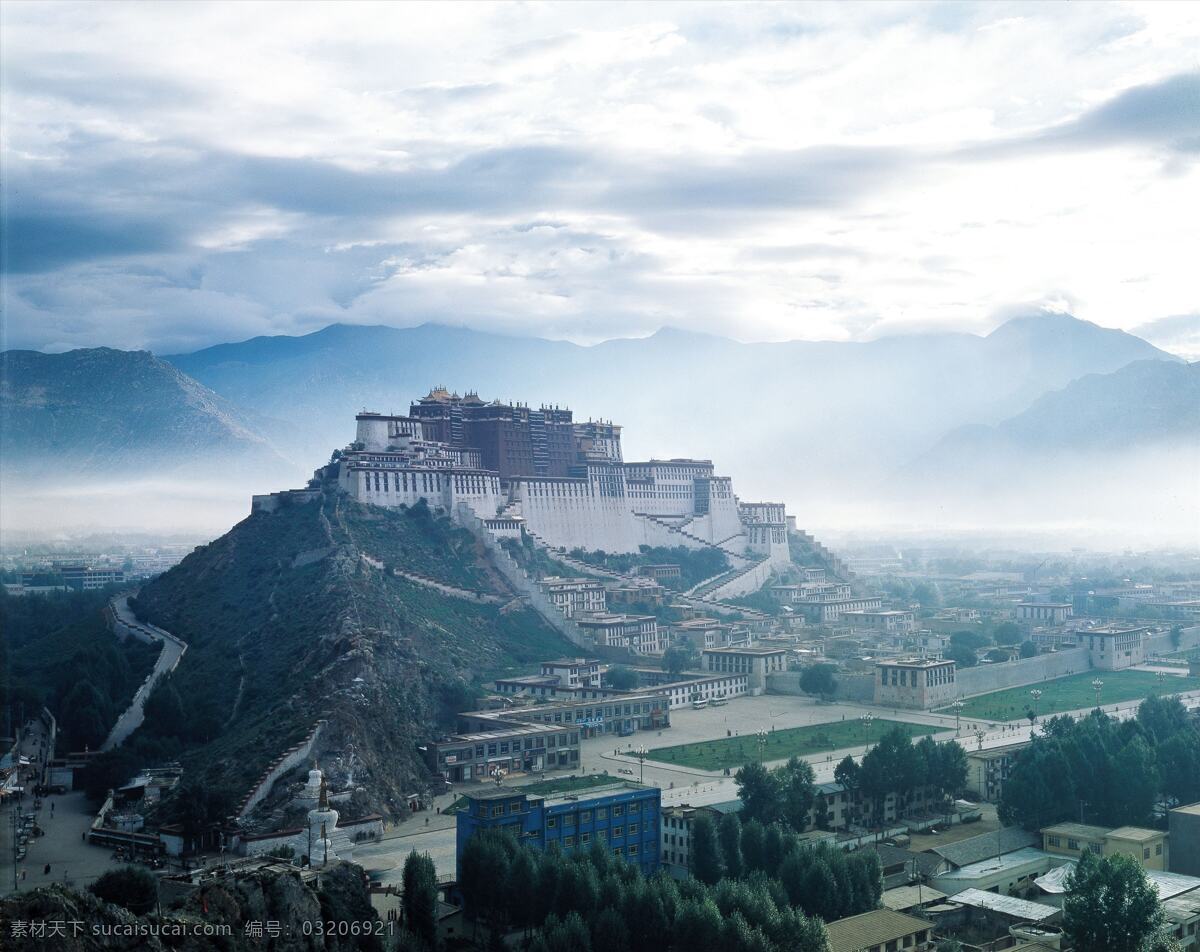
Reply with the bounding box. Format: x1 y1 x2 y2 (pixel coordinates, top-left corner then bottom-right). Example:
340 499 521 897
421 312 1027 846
950 630 990 651
1019 640 1039 658
403 850 439 949
1108 737 1159 827
1158 730 1200 807
691 813 725 885
718 812 744 879
1137 695 1189 745
944 643 977 668
90 865 158 915
780 758 816 833
1064 852 1164 952
992 621 1022 645
606 666 639 690
663 643 699 676
798 664 836 698
735 762 781 825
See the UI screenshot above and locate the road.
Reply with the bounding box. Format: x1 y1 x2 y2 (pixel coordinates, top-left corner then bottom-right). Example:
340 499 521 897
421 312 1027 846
101 595 188 751
1 791 125 896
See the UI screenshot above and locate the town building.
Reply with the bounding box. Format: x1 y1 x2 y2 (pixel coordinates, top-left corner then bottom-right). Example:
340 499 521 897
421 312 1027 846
1017 602 1073 625
964 741 1029 803
701 646 787 693
1040 822 1167 869
824 909 934 952
455 782 661 877
1079 623 1149 670
637 564 682 583
539 659 601 689
660 800 744 879
576 613 663 654
874 658 958 710
1172 803 1200 877
540 577 607 618
428 722 580 782
456 693 669 739
795 595 885 624
52 566 126 591
932 847 1065 897
671 617 751 651
841 610 917 635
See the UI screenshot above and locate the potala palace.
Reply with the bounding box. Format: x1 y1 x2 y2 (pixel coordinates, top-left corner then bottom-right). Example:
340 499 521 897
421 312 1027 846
255 387 792 597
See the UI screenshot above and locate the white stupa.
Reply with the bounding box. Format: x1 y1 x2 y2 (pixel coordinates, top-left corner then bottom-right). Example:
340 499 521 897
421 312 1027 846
307 774 340 866
299 761 325 803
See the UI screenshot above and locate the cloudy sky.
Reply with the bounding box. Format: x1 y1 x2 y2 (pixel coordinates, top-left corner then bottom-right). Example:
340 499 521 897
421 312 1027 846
2 0 1198 356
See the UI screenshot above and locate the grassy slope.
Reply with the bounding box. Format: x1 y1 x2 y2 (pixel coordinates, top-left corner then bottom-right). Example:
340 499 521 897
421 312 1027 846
942 669 1200 721
133 488 574 809
647 719 939 771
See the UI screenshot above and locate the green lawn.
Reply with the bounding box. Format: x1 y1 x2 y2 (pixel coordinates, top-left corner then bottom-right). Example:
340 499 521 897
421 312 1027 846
941 670 1200 722
645 719 939 771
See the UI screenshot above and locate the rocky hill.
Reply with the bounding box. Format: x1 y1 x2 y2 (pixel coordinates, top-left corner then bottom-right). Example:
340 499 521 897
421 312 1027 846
0 347 291 477
127 488 572 816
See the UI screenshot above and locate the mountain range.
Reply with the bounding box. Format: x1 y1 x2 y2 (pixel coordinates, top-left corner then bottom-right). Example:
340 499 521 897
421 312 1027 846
1 313 1193 538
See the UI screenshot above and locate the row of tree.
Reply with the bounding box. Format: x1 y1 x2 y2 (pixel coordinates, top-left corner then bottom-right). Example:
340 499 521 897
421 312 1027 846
1000 695 1194 830
829 729 968 824
456 830 830 952
688 811 883 923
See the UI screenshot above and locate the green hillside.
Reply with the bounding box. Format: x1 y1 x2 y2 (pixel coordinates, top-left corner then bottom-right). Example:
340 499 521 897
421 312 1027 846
124 488 574 815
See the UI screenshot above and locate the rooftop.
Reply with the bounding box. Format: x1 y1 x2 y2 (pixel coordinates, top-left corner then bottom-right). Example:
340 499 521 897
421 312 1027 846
935 848 1057 884
824 909 933 952
1172 801 1200 817
701 646 786 656
1106 826 1163 842
877 658 954 669
947 889 1060 922
930 828 1038 867
880 885 947 912
1035 863 1200 900
1041 822 1110 840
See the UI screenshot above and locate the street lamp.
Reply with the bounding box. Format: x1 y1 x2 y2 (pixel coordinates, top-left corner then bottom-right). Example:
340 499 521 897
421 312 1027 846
974 728 986 751
951 700 965 736
861 713 874 750
1029 689 1043 722
490 765 506 787
756 728 768 764
1092 679 1104 709
634 745 648 785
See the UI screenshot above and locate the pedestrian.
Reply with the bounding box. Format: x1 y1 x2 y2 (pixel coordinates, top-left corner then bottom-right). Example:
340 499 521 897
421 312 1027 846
44 864 50 875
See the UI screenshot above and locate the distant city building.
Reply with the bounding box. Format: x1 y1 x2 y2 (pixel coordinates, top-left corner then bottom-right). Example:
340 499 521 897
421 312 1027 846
1041 822 1167 870
540 659 601 688
429 722 580 782
874 658 957 709
637 564 682 583
701 646 787 693
1017 602 1073 625
964 741 1029 803
672 617 751 651
660 800 744 878
34 565 126 591
841 609 916 635
455 782 661 877
457 693 669 739
796 595 884 624
1079 623 1149 670
539 577 607 618
576 613 663 655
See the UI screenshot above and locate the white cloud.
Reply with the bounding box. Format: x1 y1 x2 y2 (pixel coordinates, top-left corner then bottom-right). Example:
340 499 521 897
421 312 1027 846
1 0 1198 352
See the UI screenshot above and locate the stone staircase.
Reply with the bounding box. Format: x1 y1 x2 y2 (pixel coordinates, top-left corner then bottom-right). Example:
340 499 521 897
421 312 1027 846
634 512 751 565
690 557 770 597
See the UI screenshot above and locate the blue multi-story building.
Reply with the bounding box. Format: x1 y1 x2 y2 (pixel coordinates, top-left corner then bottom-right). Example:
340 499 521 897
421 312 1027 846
455 781 661 878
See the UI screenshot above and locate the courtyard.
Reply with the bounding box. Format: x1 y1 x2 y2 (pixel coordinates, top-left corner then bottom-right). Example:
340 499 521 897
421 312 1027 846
645 718 940 770
940 669 1200 722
